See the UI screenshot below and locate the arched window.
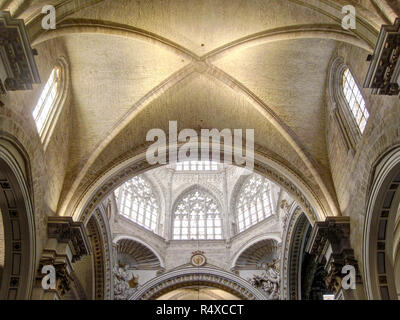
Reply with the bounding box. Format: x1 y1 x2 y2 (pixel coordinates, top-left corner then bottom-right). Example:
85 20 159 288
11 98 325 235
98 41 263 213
114 175 160 233
33 67 61 135
32 58 69 148
172 188 222 240
342 68 369 134
236 175 273 232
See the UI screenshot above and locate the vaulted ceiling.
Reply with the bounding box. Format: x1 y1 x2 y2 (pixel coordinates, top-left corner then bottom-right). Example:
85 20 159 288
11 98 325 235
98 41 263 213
1 0 394 220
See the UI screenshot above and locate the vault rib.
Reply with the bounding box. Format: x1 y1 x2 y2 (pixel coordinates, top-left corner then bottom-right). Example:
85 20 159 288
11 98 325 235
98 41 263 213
32 19 199 61
58 62 197 218
204 63 339 218
204 24 373 63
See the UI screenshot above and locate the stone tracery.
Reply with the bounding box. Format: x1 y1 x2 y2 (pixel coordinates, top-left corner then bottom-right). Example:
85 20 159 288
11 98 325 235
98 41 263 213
0 0 398 302
235 175 274 232
172 187 223 240
114 175 160 234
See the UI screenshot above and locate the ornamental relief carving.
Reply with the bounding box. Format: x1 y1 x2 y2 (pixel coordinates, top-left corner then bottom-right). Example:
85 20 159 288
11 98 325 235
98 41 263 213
113 264 139 300
190 251 207 267
249 259 281 300
93 208 113 300
280 206 304 300
140 273 254 300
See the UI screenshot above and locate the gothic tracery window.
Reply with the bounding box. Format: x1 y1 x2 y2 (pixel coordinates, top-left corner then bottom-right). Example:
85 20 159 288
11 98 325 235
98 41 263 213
114 176 160 233
172 188 222 240
342 68 369 134
236 175 273 233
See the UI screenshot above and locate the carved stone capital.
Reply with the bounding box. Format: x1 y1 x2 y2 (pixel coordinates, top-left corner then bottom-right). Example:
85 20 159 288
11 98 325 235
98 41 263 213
36 259 74 297
307 217 361 296
0 11 40 93
47 217 91 262
33 217 91 299
364 18 400 96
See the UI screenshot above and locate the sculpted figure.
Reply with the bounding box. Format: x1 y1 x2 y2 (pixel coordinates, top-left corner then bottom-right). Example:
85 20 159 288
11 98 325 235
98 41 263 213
249 259 280 300
113 264 139 300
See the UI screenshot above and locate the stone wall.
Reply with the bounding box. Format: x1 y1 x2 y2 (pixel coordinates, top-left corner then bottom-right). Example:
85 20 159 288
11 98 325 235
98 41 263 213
325 42 400 285
0 208 4 280
0 36 72 270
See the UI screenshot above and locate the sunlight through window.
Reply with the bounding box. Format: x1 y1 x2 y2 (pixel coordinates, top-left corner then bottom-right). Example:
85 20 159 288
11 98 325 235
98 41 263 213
236 175 273 232
342 68 369 134
32 67 60 135
115 176 159 233
173 189 222 240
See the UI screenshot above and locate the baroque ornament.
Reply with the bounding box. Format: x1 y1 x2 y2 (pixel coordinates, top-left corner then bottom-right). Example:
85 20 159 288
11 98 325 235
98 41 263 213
249 260 281 300
191 251 206 267
113 264 139 300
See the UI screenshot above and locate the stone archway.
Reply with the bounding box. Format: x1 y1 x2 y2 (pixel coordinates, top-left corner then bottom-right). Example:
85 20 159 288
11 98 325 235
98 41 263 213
280 204 312 300
129 267 267 300
86 206 113 300
71 144 323 226
0 143 36 299
364 146 400 300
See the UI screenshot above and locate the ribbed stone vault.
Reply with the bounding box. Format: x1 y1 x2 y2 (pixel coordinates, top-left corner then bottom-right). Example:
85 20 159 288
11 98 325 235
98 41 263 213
3 0 386 222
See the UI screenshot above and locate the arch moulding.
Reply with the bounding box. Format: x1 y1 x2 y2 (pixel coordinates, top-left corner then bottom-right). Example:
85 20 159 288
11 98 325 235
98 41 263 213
0 143 36 300
69 144 324 229
129 267 267 300
363 146 400 300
